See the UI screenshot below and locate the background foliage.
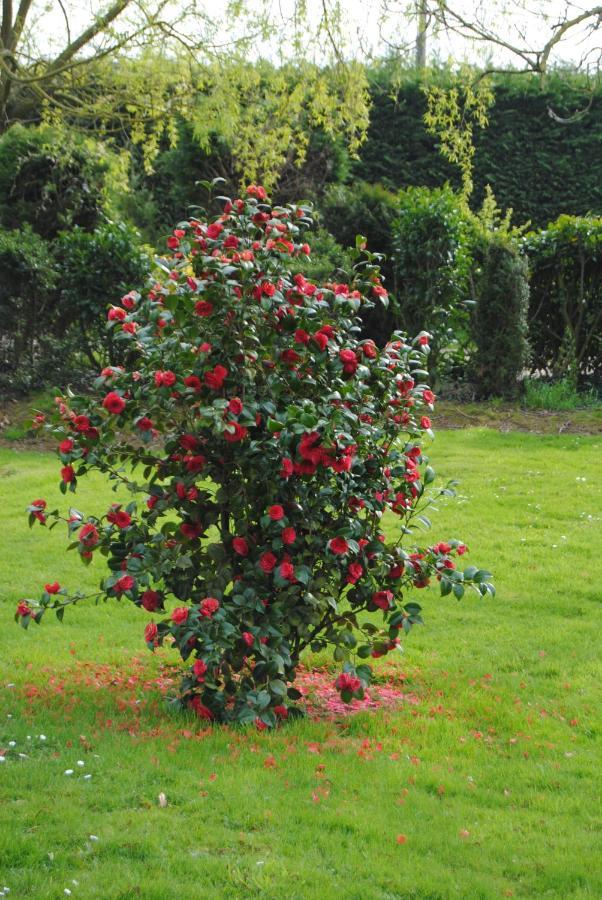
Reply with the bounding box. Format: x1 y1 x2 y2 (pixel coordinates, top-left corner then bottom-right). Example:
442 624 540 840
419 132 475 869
354 68 602 228
1 61 601 399
525 215 602 386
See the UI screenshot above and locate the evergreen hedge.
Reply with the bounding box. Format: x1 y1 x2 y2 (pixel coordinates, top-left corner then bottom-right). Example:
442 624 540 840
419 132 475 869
471 232 530 399
353 70 602 227
525 215 602 385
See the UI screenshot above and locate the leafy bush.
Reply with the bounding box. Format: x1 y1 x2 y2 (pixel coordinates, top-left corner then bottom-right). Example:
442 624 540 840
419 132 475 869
320 181 399 344
354 67 602 227
0 226 57 391
296 227 354 283
392 186 474 388
19 186 494 727
0 124 127 240
471 230 530 399
53 222 151 367
525 215 602 386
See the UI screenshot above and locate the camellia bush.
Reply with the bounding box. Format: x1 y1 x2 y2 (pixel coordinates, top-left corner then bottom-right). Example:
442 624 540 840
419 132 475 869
17 184 494 728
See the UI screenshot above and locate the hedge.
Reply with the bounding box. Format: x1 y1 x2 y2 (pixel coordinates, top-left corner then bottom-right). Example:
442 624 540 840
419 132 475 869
525 215 602 385
353 69 602 227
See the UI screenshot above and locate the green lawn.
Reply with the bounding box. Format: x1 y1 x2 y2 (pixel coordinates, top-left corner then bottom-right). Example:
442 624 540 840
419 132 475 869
1 430 601 899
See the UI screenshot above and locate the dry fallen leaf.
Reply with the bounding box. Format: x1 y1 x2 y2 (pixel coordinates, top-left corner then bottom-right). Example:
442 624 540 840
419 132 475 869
158 792 168 807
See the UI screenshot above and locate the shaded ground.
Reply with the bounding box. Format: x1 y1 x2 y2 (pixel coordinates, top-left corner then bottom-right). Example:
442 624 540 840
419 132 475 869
432 401 602 434
1 391 601 446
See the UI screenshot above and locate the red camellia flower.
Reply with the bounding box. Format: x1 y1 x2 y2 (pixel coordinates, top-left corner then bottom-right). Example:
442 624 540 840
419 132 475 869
259 552 277 573
372 590 394 610
115 574 135 593
179 433 199 451
346 562 363 584
102 392 126 414
281 348 300 366
155 370 177 388
247 184 268 201
206 222 223 239
180 522 202 540
279 561 296 581
223 422 248 442
30 498 47 523
274 704 288 718
232 537 249 556
171 606 189 625
200 597 219 617
107 509 132 529
155 369 177 387
136 416 154 431
61 465 75 483
59 438 74 454
228 397 243 415
242 631 254 647
205 364 228 390
194 300 213 317
280 458 293 478
141 590 161 612
312 331 328 351
339 348 358 375
107 306 126 321
268 504 285 521
183 375 202 392
433 542 452 555
282 527 296 545
328 536 349 555
16 600 31 618
144 622 158 644
78 523 99 546
44 582 60 594
420 416 431 430
184 454 206 473
335 672 361 693
423 389 436 405
73 415 90 433
193 659 208 680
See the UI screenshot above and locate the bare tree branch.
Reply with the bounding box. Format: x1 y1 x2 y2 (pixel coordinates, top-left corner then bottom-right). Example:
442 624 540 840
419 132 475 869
48 0 132 73
1 0 12 48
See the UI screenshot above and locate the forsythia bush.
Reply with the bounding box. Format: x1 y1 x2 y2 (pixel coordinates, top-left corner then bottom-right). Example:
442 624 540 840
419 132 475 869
18 185 494 727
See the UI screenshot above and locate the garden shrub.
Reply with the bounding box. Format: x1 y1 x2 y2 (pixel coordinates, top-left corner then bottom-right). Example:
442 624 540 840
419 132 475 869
525 215 602 386
18 185 494 727
320 181 399 345
471 231 530 399
0 226 57 391
53 222 151 368
295 227 354 284
354 67 602 227
391 186 474 389
0 123 127 240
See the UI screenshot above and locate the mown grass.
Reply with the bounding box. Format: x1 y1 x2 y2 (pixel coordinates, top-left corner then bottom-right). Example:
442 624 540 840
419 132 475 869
1 430 601 899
